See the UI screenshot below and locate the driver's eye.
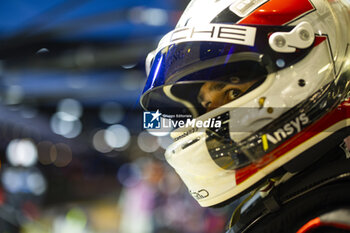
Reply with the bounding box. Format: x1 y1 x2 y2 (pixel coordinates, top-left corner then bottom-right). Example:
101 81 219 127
226 88 242 100
202 101 212 108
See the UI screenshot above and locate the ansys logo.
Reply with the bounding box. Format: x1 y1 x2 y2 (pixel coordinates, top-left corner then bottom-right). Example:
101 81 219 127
143 110 162 129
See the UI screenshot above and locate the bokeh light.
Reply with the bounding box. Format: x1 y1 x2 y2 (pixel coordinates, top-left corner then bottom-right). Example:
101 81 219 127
121 64 137 69
99 102 125 124
53 143 72 167
137 131 159 153
57 98 83 119
37 141 57 165
105 124 130 150
66 208 88 228
1 167 47 195
6 139 38 167
36 48 49 54
1 167 24 193
52 208 87 233
142 8 168 26
50 112 82 138
5 85 24 105
26 171 47 196
129 7 168 26
92 129 113 153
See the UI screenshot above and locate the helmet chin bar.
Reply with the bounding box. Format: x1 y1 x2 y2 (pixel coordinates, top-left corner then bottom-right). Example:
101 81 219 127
165 65 349 207
238 76 349 166
208 70 349 170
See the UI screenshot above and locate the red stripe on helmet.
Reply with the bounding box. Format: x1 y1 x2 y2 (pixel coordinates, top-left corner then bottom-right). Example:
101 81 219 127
314 36 327 47
297 218 322 233
239 0 314 25
297 217 350 233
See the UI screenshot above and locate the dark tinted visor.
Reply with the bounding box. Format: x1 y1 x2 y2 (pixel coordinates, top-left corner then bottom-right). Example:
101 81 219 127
141 25 313 117
142 59 267 117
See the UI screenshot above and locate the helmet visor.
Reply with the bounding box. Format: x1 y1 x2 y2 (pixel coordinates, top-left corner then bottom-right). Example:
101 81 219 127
142 58 267 117
141 24 314 117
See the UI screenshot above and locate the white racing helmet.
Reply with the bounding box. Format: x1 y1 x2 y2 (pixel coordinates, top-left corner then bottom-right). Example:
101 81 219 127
140 0 350 207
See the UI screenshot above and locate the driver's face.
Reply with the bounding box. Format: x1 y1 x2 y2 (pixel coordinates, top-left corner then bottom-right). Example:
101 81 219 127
198 80 257 112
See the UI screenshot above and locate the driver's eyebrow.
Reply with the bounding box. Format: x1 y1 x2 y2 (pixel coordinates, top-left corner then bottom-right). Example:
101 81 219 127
210 82 227 91
197 82 228 104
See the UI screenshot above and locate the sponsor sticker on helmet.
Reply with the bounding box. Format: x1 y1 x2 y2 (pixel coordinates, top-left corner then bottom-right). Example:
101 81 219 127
189 189 209 200
158 23 257 51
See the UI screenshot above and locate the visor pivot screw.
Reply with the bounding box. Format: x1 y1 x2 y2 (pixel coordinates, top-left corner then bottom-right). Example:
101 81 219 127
267 107 274 114
299 29 310 41
274 36 286 48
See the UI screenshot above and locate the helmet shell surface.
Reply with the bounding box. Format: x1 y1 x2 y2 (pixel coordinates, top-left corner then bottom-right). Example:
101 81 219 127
141 0 350 207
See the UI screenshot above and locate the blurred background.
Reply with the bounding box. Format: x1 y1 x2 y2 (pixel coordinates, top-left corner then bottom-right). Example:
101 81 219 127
0 0 231 232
